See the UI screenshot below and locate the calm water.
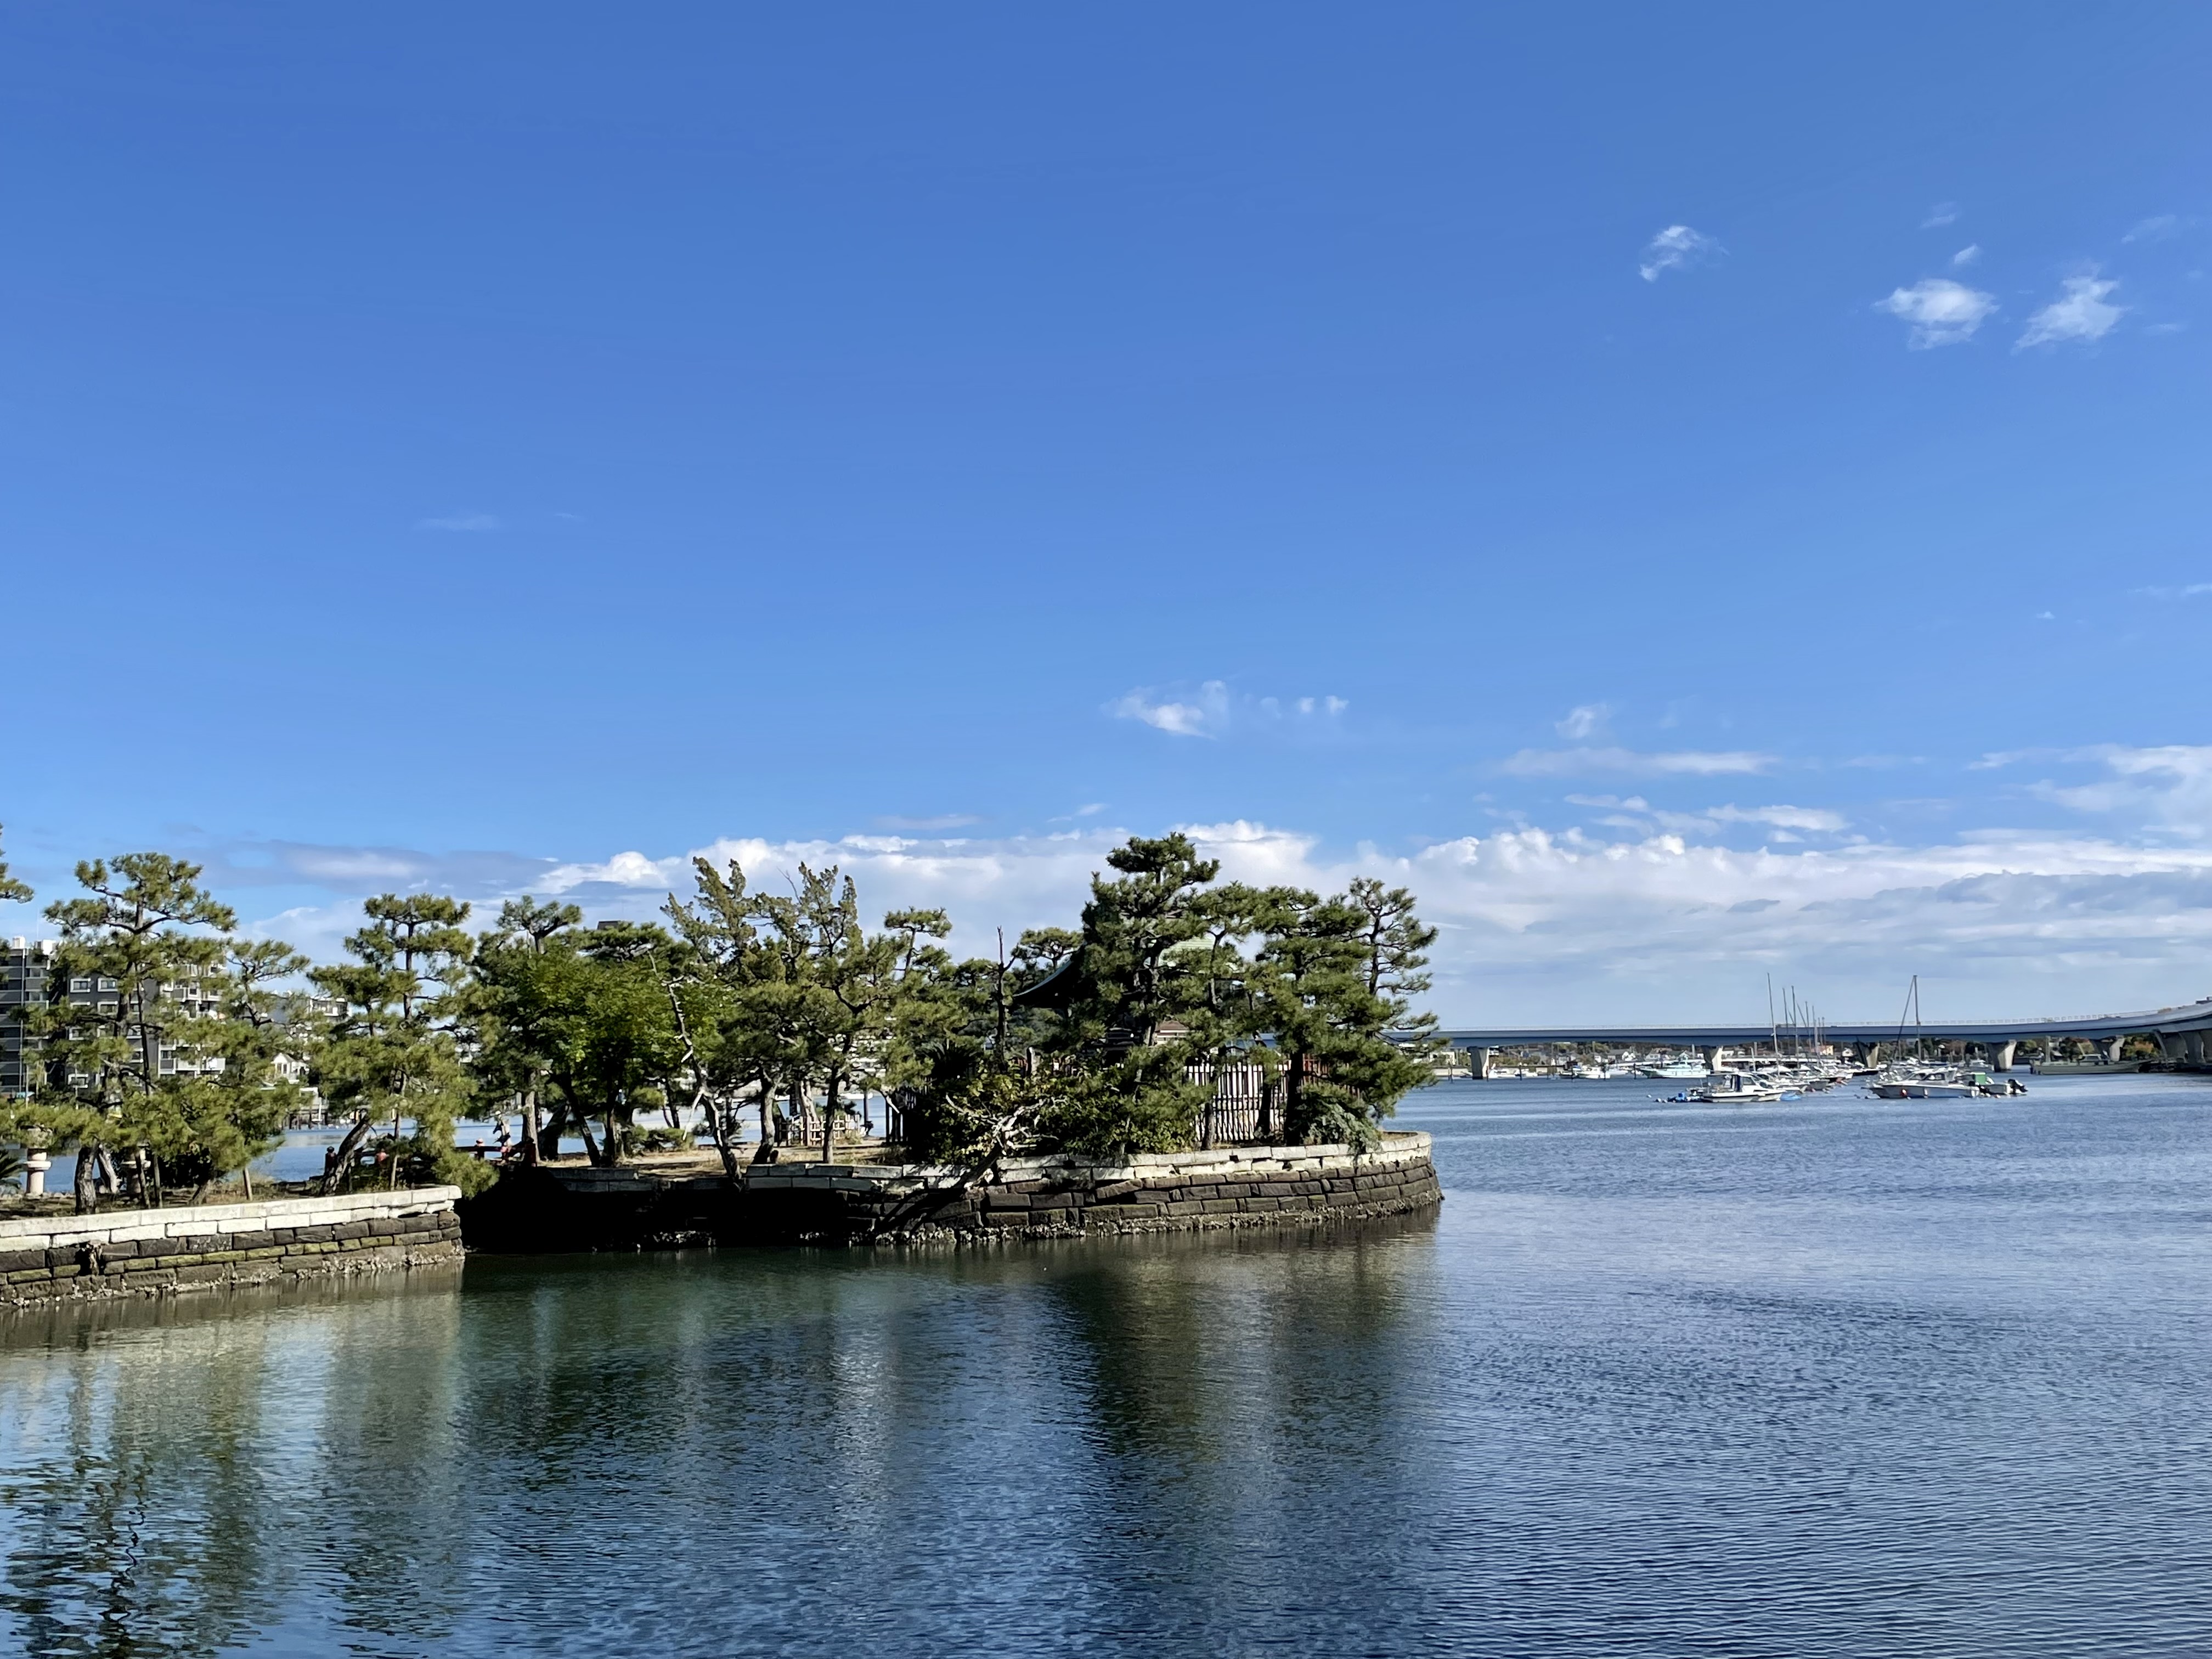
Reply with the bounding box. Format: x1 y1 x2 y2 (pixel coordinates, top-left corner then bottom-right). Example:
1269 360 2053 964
2 1075 2207 1657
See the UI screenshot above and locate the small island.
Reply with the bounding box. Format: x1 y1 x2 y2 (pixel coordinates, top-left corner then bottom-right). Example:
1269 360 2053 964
3 827 1443 1295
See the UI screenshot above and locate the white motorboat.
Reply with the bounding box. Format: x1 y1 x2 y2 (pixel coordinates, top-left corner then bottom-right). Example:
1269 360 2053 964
1635 1060 1708 1080
1871 1075 1973 1099
1696 1070 1786 1104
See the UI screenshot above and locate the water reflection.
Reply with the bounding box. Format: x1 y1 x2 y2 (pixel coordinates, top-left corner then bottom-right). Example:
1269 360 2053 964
2 1079 2207 1657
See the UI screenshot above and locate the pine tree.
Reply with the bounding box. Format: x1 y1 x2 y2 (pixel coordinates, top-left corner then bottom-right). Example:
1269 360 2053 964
665 858 784 1165
31 855 239 1211
1048 834 1221 1157
468 897 585 1164
1348 877 1441 1056
1249 884 1432 1150
311 895 479 1193
0 823 30 905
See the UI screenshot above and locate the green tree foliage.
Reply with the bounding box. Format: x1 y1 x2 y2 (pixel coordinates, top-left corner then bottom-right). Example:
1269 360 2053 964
886 925 1075 1170
195 938 316 1200
0 823 30 905
1045 835 1223 1156
1246 888 1427 1150
467 897 585 1165
20 855 301 1211
662 859 779 1170
751 866 901 1165
311 895 482 1193
561 921 689 1165
4 831 1441 1205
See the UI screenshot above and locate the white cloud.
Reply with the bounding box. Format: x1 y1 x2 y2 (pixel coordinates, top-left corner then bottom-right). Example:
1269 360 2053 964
2123 215 2184 244
1638 224 1722 281
2126 582 2212 600
1110 681 1228 737
2016 274 2124 349
414 511 502 532
1562 797 1845 835
1182 819 2212 1022
2016 745 2212 837
1704 804 1849 832
1501 747 1776 777
874 814 983 831
1922 202 1959 228
1876 278 1997 348
1554 703 1612 741
156 737 2212 1025
200 772 2212 1023
1110 682 1346 740
1951 244 1982 267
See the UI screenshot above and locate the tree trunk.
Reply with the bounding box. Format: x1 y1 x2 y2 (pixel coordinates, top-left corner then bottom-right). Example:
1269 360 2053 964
73 1142 99 1214
703 1093 742 1184
522 1087 543 1166
241 1163 255 1200
576 1117 603 1166
821 1072 839 1165
323 1112 376 1194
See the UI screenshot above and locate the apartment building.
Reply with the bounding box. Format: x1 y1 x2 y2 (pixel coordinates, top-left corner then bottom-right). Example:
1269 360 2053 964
1 936 57 1096
0 937 229 1096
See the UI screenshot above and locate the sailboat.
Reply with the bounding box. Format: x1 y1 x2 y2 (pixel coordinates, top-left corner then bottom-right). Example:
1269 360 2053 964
1869 977 1975 1097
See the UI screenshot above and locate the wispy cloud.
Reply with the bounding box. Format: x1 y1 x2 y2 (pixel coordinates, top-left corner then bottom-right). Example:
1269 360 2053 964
2010 744 2212 837
1110 682 1230 737
1108 682 1347 740
874 814 982 831
1182 819 2212 1021
1704 803 1848 832
2016 274 2124 349
122 786 2212 1022
1554 703 1612 741
1876 278 1997 348
1638 224 1722 282
1568 798 1848 836
1500 747 1775 777
2123 214 2186 244
1950 244 1982 268
1922 202 1960 229
414 511 502 533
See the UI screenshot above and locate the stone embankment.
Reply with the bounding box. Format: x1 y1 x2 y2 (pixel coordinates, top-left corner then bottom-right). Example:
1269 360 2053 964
0 1187 463 1307
459 1133 1440 1251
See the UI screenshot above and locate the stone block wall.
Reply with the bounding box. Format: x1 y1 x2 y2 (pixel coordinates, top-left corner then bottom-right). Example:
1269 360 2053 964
461 1135 1441 1250
0 1187 464 1307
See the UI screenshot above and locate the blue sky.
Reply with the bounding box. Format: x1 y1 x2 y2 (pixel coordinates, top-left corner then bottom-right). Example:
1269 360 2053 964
2 3 2207 1022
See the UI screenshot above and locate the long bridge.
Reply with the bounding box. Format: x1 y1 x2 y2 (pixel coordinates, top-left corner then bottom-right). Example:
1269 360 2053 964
1436 995 2212 1076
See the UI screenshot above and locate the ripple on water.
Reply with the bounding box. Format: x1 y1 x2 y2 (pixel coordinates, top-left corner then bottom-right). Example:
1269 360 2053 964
1 1074 2207 1657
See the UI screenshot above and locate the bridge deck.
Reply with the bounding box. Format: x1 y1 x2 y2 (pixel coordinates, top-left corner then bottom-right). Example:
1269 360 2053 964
1437 998 2212 1048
